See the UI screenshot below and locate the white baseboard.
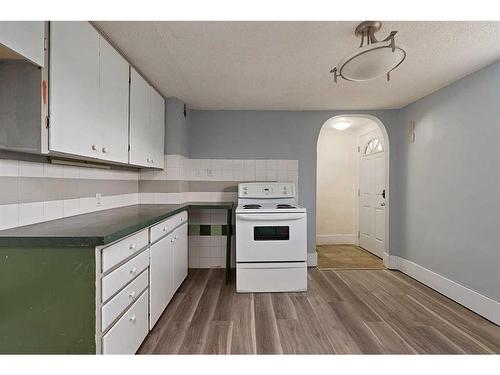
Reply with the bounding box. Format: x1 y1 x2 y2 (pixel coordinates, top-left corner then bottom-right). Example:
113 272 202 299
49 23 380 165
307 252 317 267
383 252 398 270
316 234 357 245
396 257 500 326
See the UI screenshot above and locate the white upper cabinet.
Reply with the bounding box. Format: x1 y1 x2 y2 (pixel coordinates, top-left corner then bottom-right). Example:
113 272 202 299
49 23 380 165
98 37 129 164
149 89 165 169
0 21 45 67
49 21 100 159
130 68 165 168
48 21 164 168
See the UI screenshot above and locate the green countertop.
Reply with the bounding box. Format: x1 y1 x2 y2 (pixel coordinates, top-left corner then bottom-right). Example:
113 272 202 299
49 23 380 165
0 202 234 247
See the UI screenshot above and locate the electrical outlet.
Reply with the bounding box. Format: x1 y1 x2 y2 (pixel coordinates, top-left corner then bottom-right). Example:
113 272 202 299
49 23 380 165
96 193 102 206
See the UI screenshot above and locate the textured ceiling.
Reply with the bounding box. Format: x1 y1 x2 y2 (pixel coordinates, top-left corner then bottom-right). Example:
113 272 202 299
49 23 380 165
94 21 500 110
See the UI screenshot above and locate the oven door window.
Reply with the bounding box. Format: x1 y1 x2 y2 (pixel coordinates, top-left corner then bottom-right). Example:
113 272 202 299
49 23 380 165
254 226 290 241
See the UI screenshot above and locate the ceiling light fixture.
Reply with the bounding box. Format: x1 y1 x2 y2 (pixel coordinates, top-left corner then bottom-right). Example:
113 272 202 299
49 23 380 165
330 21 406 83
332 121 351 130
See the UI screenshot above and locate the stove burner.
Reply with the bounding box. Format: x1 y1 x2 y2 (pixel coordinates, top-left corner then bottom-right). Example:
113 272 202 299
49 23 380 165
243 204 262 209
276 204 296 209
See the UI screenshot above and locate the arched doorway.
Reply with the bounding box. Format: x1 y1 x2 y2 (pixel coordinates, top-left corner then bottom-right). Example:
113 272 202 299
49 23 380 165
316 114 391 269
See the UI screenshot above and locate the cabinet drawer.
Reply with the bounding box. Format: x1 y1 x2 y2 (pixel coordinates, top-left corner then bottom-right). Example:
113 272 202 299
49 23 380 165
102 290 148 354
150 211 188 243
101 269 149 332
101 229 148 273
102 249 149 302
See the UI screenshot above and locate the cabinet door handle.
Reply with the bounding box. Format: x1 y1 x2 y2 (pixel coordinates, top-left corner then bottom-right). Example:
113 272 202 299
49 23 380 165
129 243 136 250
91 144 98 151
130 267 137 275
102 147 108 154
163 227 167 232
129 291 136 299
147 158 151 163
129 314 136 322
174 235 178 240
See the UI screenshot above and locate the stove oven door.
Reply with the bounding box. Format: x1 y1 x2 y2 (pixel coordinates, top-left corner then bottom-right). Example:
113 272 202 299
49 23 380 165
236 213 307 262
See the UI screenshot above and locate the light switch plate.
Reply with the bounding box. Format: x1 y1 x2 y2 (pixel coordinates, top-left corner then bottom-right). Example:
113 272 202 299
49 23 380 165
409 121 416 143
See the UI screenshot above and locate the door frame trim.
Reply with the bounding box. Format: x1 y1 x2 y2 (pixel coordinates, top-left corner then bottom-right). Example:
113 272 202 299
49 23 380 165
317 114 391 267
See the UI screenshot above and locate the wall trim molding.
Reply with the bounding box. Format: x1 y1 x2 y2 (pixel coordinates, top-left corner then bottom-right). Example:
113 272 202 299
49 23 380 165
316 234 357 245
307 252 317 267
395 256 500 326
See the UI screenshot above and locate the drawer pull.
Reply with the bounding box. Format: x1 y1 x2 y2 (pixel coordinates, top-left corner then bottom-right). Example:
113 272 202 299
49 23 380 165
174 235 178 240
129 314 136 322
129 243 136 250
129 291 136 299
163 227 167 232
171 237 175 243
130 267 137 275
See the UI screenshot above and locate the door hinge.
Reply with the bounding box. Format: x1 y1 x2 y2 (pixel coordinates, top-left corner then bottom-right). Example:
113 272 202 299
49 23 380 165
128 145 131 151
44 37 48 51
357 146 360 152
45 116 50 129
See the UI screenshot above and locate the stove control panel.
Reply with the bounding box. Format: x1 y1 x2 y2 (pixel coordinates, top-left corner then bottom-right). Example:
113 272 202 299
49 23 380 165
238 182 295 198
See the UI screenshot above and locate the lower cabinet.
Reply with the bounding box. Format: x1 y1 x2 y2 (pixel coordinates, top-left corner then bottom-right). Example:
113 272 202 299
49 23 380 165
173 223 188 290
149 220 188 329
149 232 175 329
102 291 149 354
97 210 189 354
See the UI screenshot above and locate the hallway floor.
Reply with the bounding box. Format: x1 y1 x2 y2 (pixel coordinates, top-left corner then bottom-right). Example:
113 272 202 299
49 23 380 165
138 268 500 354
317 244 384 270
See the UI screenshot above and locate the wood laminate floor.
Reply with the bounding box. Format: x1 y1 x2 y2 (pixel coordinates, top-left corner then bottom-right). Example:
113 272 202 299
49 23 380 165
317 244 385 270
138 268 500 354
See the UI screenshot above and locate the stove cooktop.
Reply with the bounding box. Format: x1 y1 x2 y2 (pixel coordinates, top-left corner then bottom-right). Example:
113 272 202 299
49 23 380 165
236 202 306 214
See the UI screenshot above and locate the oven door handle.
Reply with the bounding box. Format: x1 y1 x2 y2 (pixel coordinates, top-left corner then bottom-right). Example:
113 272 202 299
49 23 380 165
237 214 305 221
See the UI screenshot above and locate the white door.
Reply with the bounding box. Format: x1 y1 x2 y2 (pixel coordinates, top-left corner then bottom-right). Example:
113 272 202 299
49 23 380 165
358 128 386 258
98 36 129 163
149 234 174 329
0 21 45 66
173 223 188 290
49 22 100 159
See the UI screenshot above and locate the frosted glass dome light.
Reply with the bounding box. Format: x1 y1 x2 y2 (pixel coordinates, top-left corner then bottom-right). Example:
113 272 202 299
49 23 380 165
332 121 351 130
331 21 406 83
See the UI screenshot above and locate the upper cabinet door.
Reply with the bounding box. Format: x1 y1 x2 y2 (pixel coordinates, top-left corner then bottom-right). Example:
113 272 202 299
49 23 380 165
0 21 45 66
129 68 150 167
49 22 100 159
98 37 129 164
130 68 165 169
149 89 165 169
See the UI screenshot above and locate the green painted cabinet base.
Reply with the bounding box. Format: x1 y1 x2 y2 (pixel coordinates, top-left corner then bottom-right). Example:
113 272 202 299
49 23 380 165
0 247 96 354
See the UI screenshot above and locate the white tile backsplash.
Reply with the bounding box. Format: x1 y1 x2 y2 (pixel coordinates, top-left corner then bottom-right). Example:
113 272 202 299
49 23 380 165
0 159 19 176
19 161 44 177
19 201 44 226
43 200 64 221
0 204 19 230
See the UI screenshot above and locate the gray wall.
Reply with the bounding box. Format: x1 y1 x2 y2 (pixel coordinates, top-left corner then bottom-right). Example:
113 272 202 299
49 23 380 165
165 97 190 157
395 62 500 301
189 109 400 255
